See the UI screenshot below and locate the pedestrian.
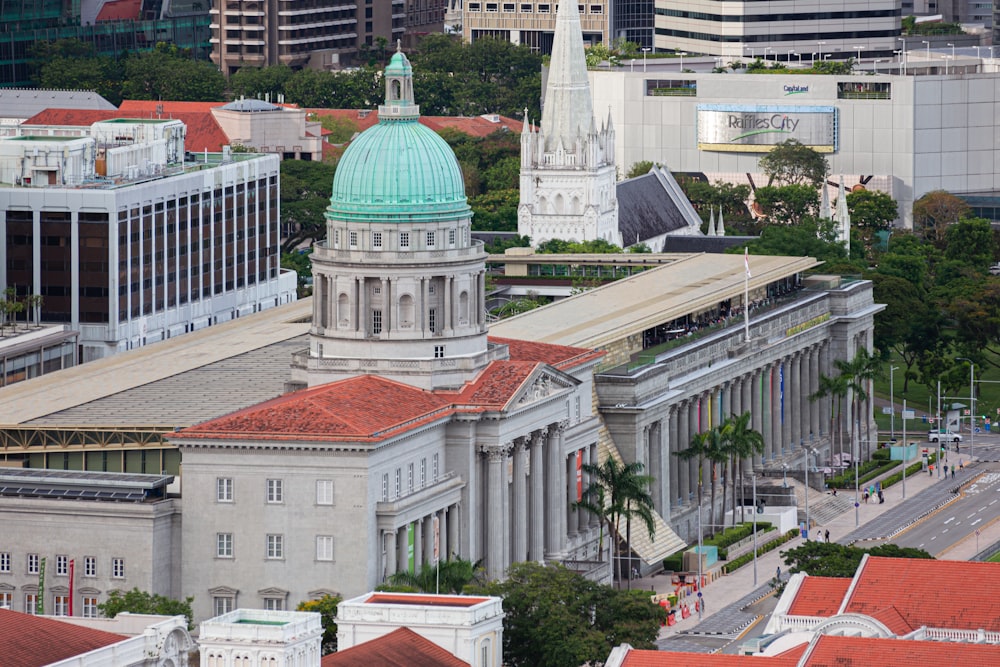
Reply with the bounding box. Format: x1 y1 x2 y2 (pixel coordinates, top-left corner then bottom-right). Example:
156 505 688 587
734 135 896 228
929 465 933 476
878 490 884 504
824 529 830 542
776 566 781 580
944 465 949 476
952 466 956 478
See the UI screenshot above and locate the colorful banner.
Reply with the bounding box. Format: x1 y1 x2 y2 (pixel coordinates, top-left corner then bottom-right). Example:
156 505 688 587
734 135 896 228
69 559 75 616
576 450 583 501
407 523 415 573
37 557 46 615
432 516 440 565
779 363 785 424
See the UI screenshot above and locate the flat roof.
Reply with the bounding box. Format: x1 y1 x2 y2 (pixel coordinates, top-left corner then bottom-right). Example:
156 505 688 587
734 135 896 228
0 299 311 427
490 253 820 349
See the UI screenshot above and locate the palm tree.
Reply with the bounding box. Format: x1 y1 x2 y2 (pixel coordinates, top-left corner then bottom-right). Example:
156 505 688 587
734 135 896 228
811 371 850 470
676 428 726 536
834 348 879 462
719 411 765 524
381 557 486 593
575 457 655 588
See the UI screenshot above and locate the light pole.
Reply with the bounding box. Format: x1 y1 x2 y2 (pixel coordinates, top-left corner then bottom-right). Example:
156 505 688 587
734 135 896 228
854 45 863 62
957 358 976 460
764 46 772 62
751 473 758 586
902 398 908 499
788 49 795 63
922 40 931 64
974 46 982 60
797 52 803 64
874 59 883 74
898 37 908 74
890 365 899 439
817 41 826 66
696 504 703 621
782 462 789 488
804 447 818 539
641 47 650 72
948 42 955 61
854 453 860 527
679 51 686 71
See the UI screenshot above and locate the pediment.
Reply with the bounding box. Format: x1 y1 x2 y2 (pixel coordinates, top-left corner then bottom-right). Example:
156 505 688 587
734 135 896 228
511 367 576 409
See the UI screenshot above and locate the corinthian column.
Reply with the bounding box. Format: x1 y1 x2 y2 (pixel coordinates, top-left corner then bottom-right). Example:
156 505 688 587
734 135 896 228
530 429 546 561
480 442 511 580
512 437 528 564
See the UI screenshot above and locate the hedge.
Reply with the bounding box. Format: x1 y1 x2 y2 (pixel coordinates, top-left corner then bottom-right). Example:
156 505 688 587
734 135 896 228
882 453 937 489
721 529 800 574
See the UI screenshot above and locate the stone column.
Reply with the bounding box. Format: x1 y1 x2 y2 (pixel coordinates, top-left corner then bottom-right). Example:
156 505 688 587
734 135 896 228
681 401 693 504
769 365 782 458
567 450 579 536
444 274 453 333
380 277 389 336
438 509 448 562
699 393 710 490
668 407 681 509
424 514 435 566
545 423 567 556
512 438 528 563
448 504 460 560
820 344 831 437
397 526 408 573
481 443 510 580
414 517 423 570
530 429 546 561
356 276 365 334
809 347 821 437
742 375 754 470
384 528 397 578
751 371 764 463
790 354 802 450
651 421 664 516
800 350 812 444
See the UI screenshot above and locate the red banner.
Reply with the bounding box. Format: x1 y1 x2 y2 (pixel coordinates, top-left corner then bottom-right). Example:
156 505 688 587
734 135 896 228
576 450 583 501
69 560 74 616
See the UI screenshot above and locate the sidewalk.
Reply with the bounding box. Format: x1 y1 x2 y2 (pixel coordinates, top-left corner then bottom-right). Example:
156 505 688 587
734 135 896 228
639 450 980 639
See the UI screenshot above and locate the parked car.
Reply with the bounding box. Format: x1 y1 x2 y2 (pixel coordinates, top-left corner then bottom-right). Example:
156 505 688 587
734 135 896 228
928 429 962 443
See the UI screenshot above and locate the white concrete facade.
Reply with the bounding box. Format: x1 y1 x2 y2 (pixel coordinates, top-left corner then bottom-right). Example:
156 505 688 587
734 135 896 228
199 609 323 667
589 68 1000 227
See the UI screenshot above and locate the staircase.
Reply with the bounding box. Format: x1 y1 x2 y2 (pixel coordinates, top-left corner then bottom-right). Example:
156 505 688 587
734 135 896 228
790 482 854 526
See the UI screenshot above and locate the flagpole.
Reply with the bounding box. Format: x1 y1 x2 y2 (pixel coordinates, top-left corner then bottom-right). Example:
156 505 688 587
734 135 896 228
744 248 751 341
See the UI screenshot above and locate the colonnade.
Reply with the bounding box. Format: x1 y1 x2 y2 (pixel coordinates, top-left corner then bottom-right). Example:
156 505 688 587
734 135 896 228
656 343 830 513
479 422 600 580
382 503 462 579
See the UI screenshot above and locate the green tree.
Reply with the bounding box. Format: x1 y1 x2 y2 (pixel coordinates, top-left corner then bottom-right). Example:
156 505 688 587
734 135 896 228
379 558 486 594
838 349 881 461
782 541 932 578
297 594 341 654
758 138 829 187
121 43 226 101
308 114 359 144
719 412 765 524
913 190 971 245
943 218 994 273
675 428 727 536
753 184 819 224
480 562 664 667
574 457 655 586
743 217 849 266
625 160 657 179
39 53 124 105
281 250 313 296
229 64 295 100
870 273 943 391
98 588 194 630
280 159 337 253
811 368 851 467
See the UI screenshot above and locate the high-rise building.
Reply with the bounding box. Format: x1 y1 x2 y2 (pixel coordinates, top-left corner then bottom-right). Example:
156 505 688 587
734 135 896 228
462 1 612 53
209 0 405 76
518 0 619 246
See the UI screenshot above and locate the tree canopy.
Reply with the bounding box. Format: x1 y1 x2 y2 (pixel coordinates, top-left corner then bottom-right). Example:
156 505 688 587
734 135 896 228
758 139 829 187
912 190 971 245
297 594 341 654
478 562 665 667
781 541 933 578
98 588 194 630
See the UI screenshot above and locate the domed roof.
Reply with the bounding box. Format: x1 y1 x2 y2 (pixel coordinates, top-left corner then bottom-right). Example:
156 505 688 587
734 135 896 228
328 51 470 224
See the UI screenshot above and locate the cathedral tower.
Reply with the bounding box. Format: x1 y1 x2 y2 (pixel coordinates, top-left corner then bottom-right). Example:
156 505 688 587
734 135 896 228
291 46 500 390
518 0 619 247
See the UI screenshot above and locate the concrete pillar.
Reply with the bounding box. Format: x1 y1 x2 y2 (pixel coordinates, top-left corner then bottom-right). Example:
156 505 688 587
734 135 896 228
380 277 389 336
482 443 509 580
770 365 782 459
809 347 821 437
567 450 579 536
742 374 754 471
414 518 423 570
751 370 764 464
651 421 664 516
384 529 397 578
699 393 710 490
448 504 460 560
529 430 545 561
397 526 408 573
668 407 680 510
438 509 448 562
546 423 567 555
512 438 528 563
681 401 694 504
820 344 832 437
790 354 802 450
423 514 435 566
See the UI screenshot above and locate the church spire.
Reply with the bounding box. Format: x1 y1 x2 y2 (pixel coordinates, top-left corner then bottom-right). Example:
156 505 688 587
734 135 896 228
540 0 596 153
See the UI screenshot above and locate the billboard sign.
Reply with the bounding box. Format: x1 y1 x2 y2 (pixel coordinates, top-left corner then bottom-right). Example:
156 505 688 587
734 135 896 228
697 104 838 153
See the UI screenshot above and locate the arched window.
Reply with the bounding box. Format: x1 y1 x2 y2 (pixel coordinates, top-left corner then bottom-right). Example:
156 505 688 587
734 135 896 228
571 196 581 215
554 193 564 214
391 79 401 100
338 292 349 327
459 291 469 325
479 638 491 667
399 294 414 328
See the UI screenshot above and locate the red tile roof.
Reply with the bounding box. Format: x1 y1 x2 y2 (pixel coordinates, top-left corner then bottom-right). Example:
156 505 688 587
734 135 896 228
787 577 852 617
452 360 538 408
23 108 230 153
802 635 1000 666
321 627 469 667
305 109 523 138
0 609 127 667
621 646 805 667
119 100 227 113
843 556 1000 632
490 336 605 370
96 0 141 21
365 593 491 607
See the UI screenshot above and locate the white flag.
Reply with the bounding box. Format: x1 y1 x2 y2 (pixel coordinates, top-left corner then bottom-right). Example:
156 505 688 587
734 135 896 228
744 248 751 279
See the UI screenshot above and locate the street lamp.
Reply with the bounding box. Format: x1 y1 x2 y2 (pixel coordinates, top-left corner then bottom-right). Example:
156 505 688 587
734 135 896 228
902 398 909 499
898 37 908 75
957 357 976 460
890 365 899 439
788 49 795 63
764 46 772 62
782 462 789 488
804 447 819 539
641 47 650 72
874 59 883 74
948 42 955 61
854 45 863 62
679 51 686 71
974 46 982 60
922 40 931 64
817 41 826 66
751 473 758 586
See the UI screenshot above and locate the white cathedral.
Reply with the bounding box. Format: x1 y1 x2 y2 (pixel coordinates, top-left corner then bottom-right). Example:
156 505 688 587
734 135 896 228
517 0 621 247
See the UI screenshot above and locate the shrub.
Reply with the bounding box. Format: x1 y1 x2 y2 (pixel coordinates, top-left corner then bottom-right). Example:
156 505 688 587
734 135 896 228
721 529 800 574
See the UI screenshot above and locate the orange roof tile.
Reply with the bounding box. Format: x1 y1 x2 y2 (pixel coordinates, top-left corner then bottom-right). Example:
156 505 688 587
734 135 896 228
453 360 538 408
802 635 1000 666
622 646 805 667
0 609 128 667
305 109 523 138
843 556 1000 632
96 0 141 21
365 593 491 607
322 627 469 667
490 336 604 370
175 375 454 442
787 577 852 617
23 108 230 153
119 100 227 113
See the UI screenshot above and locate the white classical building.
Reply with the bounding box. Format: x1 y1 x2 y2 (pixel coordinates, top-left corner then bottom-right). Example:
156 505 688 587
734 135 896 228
518 0 620 247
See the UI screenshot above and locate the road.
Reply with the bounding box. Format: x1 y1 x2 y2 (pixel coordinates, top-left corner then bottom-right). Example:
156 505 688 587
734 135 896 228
889 467 1000 556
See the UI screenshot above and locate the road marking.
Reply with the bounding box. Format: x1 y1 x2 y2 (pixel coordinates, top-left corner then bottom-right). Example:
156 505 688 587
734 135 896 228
944 517 955 524
980 507 988 513
972 519 982 526
990 500 998 506
943 528 949 533
968 513 977 519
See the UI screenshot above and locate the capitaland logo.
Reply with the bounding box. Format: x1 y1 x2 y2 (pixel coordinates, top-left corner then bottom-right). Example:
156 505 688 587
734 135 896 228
783 84 809 95
726 113 800 141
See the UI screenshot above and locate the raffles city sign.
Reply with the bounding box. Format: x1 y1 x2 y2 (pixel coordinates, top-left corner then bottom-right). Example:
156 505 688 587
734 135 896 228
697 104 838 153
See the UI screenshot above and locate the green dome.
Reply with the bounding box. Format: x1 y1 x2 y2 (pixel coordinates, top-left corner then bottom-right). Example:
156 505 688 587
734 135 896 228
329 120 470 224
328 50 470 224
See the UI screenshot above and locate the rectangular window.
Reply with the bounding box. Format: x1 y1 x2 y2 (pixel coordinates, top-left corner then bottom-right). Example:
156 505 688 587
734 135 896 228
54 595 69 616
434 345 445 358
433 453 439 481
264 597 284 611
316 479 334 505
520 3 532 10
25 594 38 615
538 3 549 11
394 468 401 497
429 308 436 333
214 596 234 616
407 463 414 493
420 458 426 487
112 558 125 578
468 1 481 9
84 556 96 577
837 81 891 100
590 3 602 12
382 473 389 501
83 597 98 618
503 2 515 10
448 229 456 246
645 79 697 97
266 534 284 559
27 554 39 575
56 555 68 576
349 231 358 248
0 553 9 573
0 592 11 610
316 535 334 561
217 533 233 558
426 231 435 247
334 229 340 247
217 477 234 502
373 231 382 248
266 479 283 503
372 309 383 334
400 232 410 249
